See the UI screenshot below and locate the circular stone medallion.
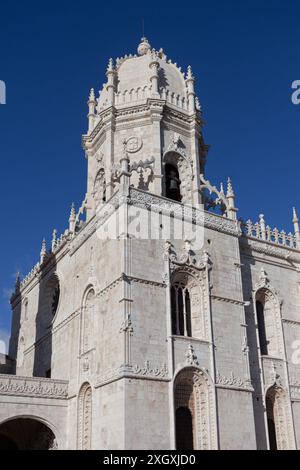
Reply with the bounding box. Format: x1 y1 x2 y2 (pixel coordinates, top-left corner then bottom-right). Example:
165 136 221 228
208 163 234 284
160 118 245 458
126 136 143 153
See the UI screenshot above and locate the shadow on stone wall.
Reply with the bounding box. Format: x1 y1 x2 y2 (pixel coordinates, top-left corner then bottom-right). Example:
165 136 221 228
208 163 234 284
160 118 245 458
239 236 268 450
33 253 58 378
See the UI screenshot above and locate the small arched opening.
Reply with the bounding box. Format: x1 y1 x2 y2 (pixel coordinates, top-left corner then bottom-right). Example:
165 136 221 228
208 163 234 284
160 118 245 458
165 163 181 202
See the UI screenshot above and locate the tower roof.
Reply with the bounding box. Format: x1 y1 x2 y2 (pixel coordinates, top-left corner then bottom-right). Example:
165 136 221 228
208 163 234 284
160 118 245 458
97 38 191 112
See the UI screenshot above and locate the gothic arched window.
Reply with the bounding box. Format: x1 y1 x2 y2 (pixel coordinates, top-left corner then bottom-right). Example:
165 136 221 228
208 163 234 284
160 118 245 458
266 396 277 450
255 289 281 358
256 300 268 355
44 274 60 321
174 368 217 450
265 385 294 450
165 163 181 202
171 282 192 337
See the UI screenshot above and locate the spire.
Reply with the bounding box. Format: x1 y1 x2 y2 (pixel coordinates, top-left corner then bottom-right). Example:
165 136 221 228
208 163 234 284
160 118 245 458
106 58 115 106
259 214 266 240
40 238 47 263
106 58 114 74
69 203 76 234
293 207 300 248
87 88 96 133
88 87 96 103
226 177 237 220
226 177 235 198
137 37 151 56
186 65 194 81
15 271 21 290
293 207 299 223
186 66 195 113
51 229 57 251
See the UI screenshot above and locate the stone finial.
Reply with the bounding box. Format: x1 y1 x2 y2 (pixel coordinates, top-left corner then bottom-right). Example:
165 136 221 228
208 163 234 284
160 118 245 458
51 229 57 251
293 207 300 247
69 203 76 234
226 177 235 198
137 37 151 56
88 88 96 103
186 65 194 81
87 88 96 133
15 271 21 290
226 177 237 220
293 207 299 224
186 66 195 112
106 58 114 73
259 214 266 240
40 238 47 263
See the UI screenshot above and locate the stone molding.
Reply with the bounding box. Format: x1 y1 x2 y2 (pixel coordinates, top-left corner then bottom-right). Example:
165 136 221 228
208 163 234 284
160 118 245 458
0 374 68 399
210 294 246 306
216 371 253 392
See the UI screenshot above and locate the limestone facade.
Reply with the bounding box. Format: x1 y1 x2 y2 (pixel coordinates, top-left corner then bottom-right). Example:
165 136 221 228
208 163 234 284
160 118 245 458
0 38 299 450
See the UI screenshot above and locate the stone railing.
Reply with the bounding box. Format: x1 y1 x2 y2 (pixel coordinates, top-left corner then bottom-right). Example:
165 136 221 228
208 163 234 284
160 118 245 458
241 215 297 249
0 374 68 399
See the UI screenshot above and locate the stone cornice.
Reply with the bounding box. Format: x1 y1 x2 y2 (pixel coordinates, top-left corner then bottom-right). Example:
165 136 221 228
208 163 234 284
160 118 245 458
82 99 200 149
210 295 246 306
282 318 300 326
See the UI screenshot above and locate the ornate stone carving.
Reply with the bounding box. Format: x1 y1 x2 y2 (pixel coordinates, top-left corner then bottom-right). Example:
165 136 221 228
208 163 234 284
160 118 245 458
0 374 68 399
125 136 143 153
174 367 217 450
132 361 168 378
165 240 211 272
266 385 296 449
77 383 92 450
290 385 300 400
216 371 251 390
185 344 199 366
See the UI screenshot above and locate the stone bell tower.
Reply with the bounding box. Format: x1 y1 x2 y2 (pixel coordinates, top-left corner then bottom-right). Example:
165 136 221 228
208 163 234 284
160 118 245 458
83 37 208 219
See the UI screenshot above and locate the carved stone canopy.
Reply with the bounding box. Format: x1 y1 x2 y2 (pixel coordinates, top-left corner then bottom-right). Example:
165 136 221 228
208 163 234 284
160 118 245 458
164 240 211 271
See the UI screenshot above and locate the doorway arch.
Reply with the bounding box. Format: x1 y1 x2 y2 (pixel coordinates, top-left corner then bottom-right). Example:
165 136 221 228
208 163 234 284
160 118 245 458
0 417 57 450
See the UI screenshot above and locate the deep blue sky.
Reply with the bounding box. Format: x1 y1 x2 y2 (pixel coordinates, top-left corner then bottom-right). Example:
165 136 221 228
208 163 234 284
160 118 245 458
0 0 299 344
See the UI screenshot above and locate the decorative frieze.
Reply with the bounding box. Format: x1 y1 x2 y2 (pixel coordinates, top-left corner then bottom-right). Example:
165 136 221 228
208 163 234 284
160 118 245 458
216 371 252 390
132 361 169 378
0 374 68 399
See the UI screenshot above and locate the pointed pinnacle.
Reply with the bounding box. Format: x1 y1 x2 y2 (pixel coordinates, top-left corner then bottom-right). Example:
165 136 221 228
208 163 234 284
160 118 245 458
226 177 234 197
69 202 76 221
186 65 194 80
107 58 114 72
88 88 95 102
42 238 46 248
15 271 21 288
40 238 46 257
293 207 299 223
